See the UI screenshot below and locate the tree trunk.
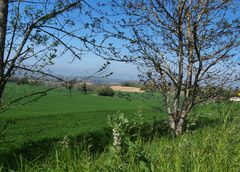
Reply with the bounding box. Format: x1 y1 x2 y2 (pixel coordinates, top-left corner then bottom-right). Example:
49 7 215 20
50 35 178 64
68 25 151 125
175 118 185 136
175 111 187 135
169 115 176 131
0 86 3 104
0 0 8 104
0 83 6 105
169 113 187 136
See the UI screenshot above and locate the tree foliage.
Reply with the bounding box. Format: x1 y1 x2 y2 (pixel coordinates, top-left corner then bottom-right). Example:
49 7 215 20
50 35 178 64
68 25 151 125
0 0 110 111
97 86 115 97
96 0 240 135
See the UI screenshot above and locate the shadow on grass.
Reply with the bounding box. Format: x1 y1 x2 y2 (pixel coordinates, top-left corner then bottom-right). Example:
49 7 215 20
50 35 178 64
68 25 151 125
187 116 223 131
0 116 223 170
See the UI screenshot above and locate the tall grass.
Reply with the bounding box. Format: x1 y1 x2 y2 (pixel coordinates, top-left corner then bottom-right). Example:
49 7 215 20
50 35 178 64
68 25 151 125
3 105 240 172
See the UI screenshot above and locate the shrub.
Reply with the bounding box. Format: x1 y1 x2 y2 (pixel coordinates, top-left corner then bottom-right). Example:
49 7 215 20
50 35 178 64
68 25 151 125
80 82 87 93
121 81 144 88
76 83 99 93
97 86 115 97
17 77 29 85
121 81 136 87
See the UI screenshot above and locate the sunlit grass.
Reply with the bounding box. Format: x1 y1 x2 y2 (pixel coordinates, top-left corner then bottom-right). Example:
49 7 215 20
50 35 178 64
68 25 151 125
8 113 240 172
1 83 240 171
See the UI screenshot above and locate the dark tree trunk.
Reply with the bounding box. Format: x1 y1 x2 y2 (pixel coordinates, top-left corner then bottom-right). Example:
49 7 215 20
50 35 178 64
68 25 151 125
0 0 8 104
0 86 4 105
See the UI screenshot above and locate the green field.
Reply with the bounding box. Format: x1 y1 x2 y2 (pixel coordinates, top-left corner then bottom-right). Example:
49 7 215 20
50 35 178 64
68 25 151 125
1 84 240 171
0 84 162 153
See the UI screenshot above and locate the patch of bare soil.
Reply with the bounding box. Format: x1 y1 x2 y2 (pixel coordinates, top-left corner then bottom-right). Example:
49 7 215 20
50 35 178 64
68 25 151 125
230 97 240 102
111 86 144 93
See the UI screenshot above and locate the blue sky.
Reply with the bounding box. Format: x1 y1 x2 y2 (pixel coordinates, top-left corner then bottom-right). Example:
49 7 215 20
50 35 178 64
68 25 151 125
49 0 139 80
50 0 238 81
50 53 139 80
11 0 239 82
9 0 140 80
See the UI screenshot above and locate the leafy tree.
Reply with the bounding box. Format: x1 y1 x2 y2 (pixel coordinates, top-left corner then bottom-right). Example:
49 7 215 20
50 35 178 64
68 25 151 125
97 0 240 135
81 81 87 93
0 0 108 110
97 86 115 97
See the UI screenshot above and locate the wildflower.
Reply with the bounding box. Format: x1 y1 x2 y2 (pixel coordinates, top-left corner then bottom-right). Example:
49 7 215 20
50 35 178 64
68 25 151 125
58 135 70 150
113 128 121 150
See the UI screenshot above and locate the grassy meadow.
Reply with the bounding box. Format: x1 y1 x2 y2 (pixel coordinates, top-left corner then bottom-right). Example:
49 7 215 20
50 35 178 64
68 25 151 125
13 116 240 172
0 83 240 171
0 84 155 142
